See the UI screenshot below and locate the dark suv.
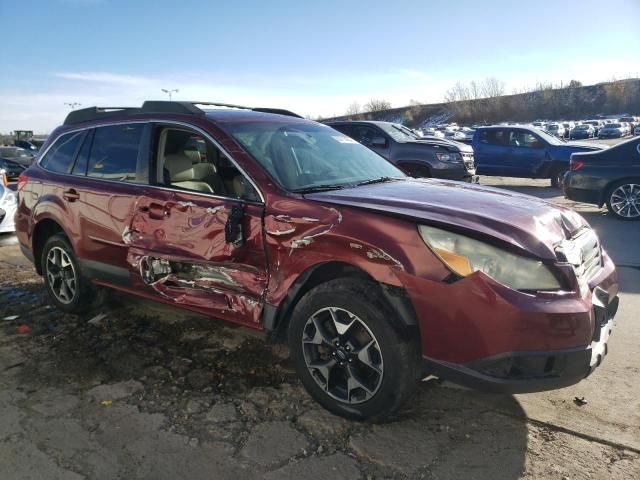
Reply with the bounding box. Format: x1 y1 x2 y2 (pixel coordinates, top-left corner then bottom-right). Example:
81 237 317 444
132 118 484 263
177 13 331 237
326 120 476 181
16 101 619 420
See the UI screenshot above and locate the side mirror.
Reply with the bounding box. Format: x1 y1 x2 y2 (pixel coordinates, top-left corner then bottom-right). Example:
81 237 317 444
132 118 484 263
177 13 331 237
371 136 387 148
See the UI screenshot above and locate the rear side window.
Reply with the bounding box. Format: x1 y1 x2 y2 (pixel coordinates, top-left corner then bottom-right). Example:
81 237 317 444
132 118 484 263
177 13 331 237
40 131 86 174
479 129 507 146
87 124 145 183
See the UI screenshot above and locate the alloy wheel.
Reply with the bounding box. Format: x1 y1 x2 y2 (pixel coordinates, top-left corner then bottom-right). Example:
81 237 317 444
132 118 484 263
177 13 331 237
45 246 77 304
301 307 384 404
610 184 640 219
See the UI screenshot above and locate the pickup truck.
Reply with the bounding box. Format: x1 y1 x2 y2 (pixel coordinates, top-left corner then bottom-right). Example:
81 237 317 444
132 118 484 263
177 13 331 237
326 120 477 182
472 125 607 187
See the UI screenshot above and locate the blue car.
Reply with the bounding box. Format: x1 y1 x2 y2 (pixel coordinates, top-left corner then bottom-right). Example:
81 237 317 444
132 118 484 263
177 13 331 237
472 126 607 187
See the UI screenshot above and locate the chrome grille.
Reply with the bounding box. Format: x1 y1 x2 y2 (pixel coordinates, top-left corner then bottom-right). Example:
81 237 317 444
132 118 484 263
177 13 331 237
556 228 602 286
461 152 475 170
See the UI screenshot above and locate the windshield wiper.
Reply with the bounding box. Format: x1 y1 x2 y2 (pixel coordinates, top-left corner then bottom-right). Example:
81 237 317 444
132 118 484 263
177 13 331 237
292 184 347 194
355 176 398 187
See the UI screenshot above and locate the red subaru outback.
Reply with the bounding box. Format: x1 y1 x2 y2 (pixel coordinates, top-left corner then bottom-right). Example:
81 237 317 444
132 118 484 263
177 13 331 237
15 101 619 420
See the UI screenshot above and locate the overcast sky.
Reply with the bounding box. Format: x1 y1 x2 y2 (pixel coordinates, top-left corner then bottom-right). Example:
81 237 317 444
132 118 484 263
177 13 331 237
1 0 639 133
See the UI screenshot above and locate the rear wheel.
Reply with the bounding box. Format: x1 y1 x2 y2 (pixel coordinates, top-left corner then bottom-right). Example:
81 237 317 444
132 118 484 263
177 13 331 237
606 181 640 220
41 234 104 313
288 278 420 420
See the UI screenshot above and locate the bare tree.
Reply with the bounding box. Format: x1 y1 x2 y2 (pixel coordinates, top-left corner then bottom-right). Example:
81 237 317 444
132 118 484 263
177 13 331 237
364 99 392 112
481 77 505 98
345 102 362 116
444 82 471 103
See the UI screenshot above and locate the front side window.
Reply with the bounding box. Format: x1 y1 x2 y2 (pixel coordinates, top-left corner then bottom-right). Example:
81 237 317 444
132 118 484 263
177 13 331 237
155 127 259 201
223 121 404 191
509 131 543 148
87 124 145 183
350 125 387 148
40 131 86 174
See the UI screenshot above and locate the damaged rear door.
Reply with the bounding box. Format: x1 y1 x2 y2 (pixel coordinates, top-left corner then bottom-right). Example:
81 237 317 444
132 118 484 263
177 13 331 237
125 124 268 328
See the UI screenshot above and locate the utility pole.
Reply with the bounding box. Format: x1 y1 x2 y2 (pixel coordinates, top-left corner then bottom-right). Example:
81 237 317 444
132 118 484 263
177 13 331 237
161 88 179 101
65 102 82 110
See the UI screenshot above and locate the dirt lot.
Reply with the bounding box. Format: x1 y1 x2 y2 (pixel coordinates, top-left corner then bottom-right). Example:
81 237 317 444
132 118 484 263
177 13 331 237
1 178 639 479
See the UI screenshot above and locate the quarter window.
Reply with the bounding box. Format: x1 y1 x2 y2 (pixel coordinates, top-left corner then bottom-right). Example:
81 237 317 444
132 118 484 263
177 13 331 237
40 131 86 174
87 124 146 183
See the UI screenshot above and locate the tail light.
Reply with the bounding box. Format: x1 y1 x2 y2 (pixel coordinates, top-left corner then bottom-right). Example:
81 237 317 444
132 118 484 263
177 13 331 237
569 159 584 171
17 172 29 191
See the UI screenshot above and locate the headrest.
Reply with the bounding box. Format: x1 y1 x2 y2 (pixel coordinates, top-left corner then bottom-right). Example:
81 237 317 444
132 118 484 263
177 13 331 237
165 153 194 182
184 149 201 164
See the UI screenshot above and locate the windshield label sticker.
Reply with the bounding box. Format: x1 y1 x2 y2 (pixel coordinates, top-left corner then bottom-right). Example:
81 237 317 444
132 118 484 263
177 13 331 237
332 136 358 144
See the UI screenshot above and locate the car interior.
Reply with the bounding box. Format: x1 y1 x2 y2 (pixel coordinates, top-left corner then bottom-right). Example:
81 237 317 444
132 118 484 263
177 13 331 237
155 127 259 201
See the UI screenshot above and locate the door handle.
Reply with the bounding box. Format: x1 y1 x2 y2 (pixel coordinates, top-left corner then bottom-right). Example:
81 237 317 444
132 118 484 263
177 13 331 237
140 202 170 220
62 189 80 202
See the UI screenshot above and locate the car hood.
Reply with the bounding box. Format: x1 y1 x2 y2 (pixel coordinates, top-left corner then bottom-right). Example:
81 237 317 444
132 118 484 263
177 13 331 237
409 138 473 153
306 179 588 260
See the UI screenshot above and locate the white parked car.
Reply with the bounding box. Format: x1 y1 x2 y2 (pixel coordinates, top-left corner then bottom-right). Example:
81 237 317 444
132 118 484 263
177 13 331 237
452 127 475 142
0 182 17 233
545 123 566 138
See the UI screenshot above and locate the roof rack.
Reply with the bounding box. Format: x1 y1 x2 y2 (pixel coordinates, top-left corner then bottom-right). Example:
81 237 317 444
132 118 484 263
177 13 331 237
63 101 302 125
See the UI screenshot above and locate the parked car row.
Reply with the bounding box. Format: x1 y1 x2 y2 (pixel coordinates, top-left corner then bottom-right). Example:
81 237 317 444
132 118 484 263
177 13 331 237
11 101 619 420
538 117 638 139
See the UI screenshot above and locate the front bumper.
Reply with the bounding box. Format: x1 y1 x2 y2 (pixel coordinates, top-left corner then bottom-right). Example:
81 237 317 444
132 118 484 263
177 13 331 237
422 293 617 393
431 163 477 182
402 249 619 393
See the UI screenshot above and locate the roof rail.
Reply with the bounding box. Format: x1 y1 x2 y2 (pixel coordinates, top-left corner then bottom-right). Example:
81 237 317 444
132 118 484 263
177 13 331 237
63 107 139 125
63 101 302 125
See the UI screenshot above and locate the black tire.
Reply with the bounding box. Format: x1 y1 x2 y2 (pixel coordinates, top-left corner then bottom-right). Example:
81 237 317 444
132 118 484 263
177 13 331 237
550 168 567 188
605 180 640 221
41 234 104 313
288 278 420 421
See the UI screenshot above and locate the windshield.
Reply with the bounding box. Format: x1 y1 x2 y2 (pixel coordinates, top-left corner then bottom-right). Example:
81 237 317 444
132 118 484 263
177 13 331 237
223 121 404 191
547 124 559 130
535 128 563 145
576 125 589 129
0 148 16 158
607 123 622 128
378 123 419 142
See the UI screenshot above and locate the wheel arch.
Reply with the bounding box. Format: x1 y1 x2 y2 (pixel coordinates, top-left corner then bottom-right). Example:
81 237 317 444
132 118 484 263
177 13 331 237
263 261 419 343
601 176 640 207
32 218 69 275
396 161 432 177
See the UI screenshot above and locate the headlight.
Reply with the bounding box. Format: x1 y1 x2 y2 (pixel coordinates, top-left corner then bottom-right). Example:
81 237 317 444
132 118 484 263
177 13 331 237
435 152 462 163
418 225 561 290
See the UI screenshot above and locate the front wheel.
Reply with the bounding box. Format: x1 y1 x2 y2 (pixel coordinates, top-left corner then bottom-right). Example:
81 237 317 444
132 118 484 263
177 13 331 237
606 181 640 220
288 278 419 421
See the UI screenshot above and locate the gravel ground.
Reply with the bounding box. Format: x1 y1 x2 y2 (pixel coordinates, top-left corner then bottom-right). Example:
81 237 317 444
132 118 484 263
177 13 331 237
1 175 639 479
